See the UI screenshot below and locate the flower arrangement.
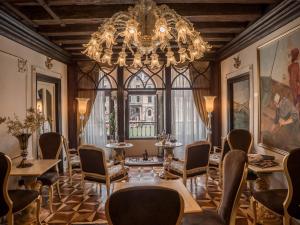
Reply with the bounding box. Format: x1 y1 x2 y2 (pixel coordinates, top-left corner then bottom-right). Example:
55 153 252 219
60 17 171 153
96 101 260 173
0 108 45 168
0 107 45 136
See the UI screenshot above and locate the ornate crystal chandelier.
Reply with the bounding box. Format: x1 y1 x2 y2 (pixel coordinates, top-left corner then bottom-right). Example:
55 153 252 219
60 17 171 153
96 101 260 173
83 0 211 69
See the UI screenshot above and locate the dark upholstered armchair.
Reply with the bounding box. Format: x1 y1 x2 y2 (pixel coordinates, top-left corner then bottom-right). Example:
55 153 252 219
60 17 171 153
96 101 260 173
0 153 41 225
166 141 211 187
209 137 231 183
62 136 80 184
182 150 248 225
78 145 128 196
105 186 184 225
38 132 63 213
227 129 253 153
251 148 300 225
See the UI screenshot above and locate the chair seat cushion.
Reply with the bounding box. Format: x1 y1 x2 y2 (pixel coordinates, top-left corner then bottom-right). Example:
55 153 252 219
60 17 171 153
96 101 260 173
108 164 128 179
253 189 288 215
168 160 206 178
181 210 225 225
85 165 128 183
8 190 39 213
37 171 59 186
209 153 221 166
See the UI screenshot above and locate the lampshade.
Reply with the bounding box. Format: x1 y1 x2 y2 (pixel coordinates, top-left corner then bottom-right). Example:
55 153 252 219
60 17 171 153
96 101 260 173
76 98 89 115
36 99 43 114
204 96 216 113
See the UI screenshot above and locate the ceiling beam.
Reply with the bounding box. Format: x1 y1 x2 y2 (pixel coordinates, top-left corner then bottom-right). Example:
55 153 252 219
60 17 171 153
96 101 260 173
40 26 244 36
23 4 263 22
32 18 104 25
186 14 260 22
2 2 38 27
35 0 65 26
32 13 259 26
12 0 276 6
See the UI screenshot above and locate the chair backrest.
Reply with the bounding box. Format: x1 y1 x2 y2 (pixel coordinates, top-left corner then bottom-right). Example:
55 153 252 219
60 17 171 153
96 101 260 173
105 186 184 225
185 141 211 171
78 145 107 177
0 153 12 217
283 148 300 220
221 138 231 161
227 129 252 153
217 150 248 225
39 132 63 159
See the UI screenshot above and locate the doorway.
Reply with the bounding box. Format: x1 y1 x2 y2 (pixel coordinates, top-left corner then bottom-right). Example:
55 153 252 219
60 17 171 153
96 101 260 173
36 74 63 171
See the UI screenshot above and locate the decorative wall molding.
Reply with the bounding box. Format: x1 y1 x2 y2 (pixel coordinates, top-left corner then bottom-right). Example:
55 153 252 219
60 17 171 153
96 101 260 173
45 57 54 70
217 0 300 60
233 55 241 69
17 58 27 73
0 9 71 64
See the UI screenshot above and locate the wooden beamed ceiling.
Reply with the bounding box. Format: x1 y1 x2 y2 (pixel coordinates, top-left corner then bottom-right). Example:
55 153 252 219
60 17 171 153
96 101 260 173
1 0 281 61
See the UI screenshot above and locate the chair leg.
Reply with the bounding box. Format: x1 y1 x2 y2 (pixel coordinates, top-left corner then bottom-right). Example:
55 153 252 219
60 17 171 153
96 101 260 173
36 196 41 225
49 185 54 214
7 210 13 225
56 181 61 199
283 214 290 225
205 173 209 190
106 182 111 196
251 197 257 225
69 163 72 185
82 180 85 196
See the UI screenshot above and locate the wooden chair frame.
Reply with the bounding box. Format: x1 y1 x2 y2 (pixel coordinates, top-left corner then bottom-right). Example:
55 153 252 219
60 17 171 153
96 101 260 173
209 137 230 186
166 142 211 188
2 154 41 225
39 134 63 213
62 136 81 184
78 145 128 197
251 153 292 225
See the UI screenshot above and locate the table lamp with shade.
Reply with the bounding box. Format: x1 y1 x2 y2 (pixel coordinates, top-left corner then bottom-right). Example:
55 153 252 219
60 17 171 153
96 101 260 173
204 96 216 142
76 97 89 145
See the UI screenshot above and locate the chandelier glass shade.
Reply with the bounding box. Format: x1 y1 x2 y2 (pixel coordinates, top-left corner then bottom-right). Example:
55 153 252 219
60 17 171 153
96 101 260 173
83 0 211 69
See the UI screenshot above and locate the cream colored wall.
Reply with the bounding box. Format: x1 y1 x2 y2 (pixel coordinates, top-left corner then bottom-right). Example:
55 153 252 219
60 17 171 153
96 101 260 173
221 17 300 188
0 35 68 162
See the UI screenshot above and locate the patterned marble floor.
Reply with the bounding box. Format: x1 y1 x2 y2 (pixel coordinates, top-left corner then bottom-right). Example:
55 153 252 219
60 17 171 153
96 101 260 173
10 167 251 225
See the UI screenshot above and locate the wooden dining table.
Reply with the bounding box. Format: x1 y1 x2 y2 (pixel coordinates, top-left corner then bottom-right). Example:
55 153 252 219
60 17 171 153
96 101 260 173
113 179 202 214
10 159 61 188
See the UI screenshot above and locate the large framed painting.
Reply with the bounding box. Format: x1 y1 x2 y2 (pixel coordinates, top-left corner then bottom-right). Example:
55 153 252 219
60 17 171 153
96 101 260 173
227 73 250 131
258 26 300 154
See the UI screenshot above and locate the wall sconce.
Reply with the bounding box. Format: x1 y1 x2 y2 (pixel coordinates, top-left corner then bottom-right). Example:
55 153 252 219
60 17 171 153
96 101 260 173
36 99 43 114
76 98 89 145
204 96 216 142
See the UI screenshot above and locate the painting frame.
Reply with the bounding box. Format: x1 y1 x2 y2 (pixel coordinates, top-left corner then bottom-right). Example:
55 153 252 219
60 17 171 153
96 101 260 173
227 72 250 132
258 25 300 155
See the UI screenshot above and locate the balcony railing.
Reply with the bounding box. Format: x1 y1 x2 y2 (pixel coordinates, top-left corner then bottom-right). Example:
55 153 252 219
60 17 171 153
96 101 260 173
129 121 156 138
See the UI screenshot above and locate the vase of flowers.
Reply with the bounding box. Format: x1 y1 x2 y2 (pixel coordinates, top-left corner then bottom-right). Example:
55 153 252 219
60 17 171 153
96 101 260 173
0 108 44 168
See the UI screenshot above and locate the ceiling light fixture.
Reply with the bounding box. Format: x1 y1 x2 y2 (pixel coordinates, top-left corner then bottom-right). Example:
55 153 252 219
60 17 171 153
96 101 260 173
83 0 210 68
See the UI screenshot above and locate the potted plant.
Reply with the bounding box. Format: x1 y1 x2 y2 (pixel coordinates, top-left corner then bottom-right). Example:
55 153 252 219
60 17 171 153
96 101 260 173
0 108 45 168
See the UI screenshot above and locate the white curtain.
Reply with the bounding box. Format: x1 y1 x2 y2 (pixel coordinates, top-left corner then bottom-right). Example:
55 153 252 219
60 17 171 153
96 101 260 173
171 73 206 151
83 82 107 148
